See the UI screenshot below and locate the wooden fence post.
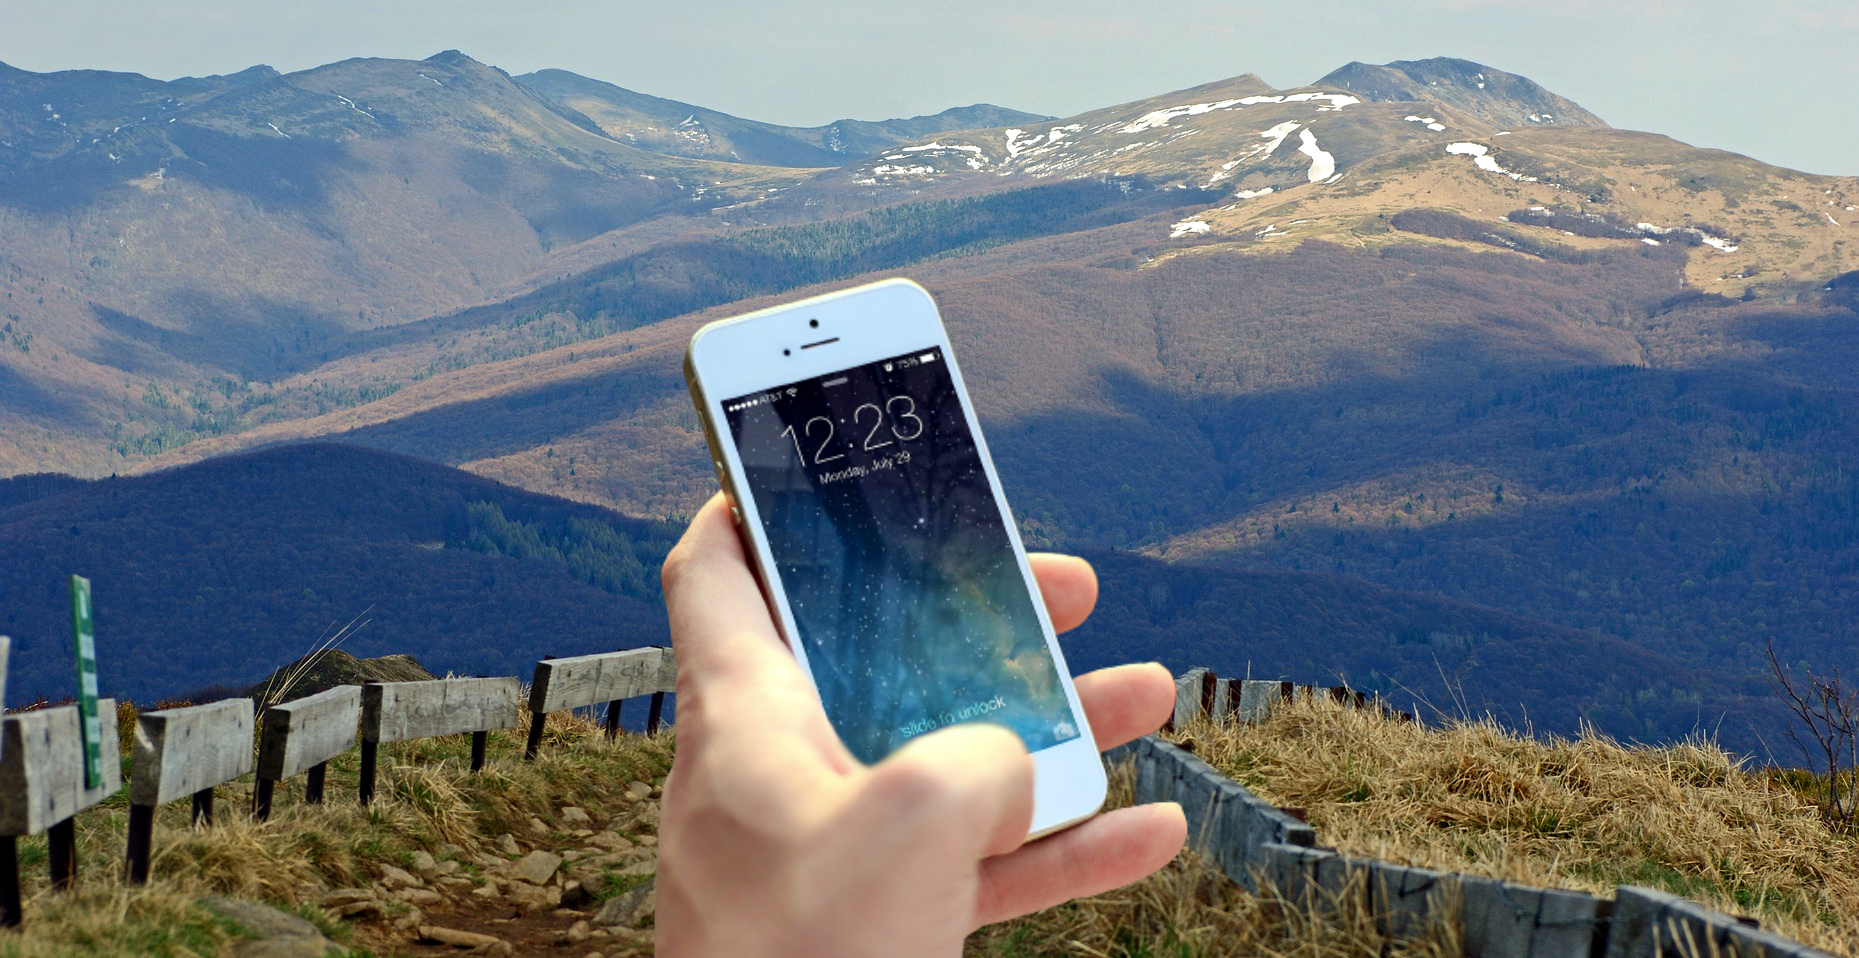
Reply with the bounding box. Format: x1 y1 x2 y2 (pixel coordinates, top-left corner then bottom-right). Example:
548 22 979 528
604 700 623 740
0 836 17 927
358 740 379 807
47 820 75 890
360 678 522 804
526 648 675 760
0 699 123 920
124 804 154 885
124 699 254 884
254 686 360 821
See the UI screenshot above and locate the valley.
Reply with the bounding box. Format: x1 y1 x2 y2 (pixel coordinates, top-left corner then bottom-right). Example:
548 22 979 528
2 52 1855 765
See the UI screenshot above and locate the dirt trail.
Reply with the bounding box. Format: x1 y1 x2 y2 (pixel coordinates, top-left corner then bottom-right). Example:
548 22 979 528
340 781 662 957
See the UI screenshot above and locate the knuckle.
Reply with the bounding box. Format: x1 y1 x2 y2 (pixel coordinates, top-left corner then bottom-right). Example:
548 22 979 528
660 540 696 593
869 755 957 811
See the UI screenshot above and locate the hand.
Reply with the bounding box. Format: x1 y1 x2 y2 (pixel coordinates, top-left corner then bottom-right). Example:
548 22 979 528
655 494 1185 958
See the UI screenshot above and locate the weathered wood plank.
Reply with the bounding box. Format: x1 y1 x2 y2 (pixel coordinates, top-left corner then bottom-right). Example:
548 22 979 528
0 700 123 836
528 648 670 714
1170 667 1209 728
130 699 255 807
656 645 679 693
257 685 361 781
363 678 521 744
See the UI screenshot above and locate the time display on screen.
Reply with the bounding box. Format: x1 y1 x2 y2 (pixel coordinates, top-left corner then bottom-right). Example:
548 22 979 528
722 346 1080 763
778 395 923 466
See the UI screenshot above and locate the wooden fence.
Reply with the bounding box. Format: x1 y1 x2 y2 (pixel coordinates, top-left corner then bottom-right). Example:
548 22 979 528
5 652 1838 957
526 646 677 759
1116 666 1838 958
0 645 672 925
125 699 255 883
358 677 523 805
0 699 121 925
253 684 361 820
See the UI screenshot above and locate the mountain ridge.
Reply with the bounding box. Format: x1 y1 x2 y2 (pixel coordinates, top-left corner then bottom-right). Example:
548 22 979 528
516 67 1051 167
1317 56 1608 129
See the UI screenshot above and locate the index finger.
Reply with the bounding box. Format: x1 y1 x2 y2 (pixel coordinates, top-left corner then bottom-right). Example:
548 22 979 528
661 494 809 704
1029 553 1097 633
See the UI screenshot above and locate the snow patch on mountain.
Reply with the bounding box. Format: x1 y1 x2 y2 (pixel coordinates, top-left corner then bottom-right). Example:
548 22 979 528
1298 129 1336 183
1248 121 1301 161
1636 221 1741 252
1446 143 1536 182
1170 220 1213 238
1119 93 1358 134
335 95 375 120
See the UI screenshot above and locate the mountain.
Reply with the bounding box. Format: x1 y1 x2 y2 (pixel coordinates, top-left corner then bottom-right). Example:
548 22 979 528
3 54 1856 759
0 443 677 706
516 68 1051 167
1316 57 1608 129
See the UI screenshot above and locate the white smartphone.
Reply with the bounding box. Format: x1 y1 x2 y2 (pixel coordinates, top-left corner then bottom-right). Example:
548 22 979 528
684 278 1106 838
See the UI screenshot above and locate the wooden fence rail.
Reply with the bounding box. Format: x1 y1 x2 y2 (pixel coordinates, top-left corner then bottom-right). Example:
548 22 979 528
0 699 121 925
1165 667 1405 732
525 646 676 760
359 677 522 805
125 698 255 883
0 645 675 924
254 685 361 821
1123 666 1835 958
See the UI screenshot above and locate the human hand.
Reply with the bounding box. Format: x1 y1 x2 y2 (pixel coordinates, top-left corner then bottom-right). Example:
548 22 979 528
654 494 1185 958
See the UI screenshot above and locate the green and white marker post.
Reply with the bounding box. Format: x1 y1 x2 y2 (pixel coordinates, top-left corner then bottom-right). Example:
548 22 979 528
70 575 103 790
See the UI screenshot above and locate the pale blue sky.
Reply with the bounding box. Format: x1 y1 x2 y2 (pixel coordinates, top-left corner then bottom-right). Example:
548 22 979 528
5 0 1856 175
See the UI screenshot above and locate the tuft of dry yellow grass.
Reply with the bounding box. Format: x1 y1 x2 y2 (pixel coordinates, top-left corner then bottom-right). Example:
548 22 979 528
1172 694 1859 956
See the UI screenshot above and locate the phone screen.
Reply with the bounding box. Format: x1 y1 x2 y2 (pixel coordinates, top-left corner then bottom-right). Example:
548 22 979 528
722 346 1082 764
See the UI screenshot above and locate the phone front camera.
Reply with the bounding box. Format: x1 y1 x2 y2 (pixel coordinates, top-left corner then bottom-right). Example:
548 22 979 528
783 348 792 356
809 319 820 328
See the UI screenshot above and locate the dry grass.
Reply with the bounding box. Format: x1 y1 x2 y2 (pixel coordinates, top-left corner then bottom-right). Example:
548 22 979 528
1171 694 1859 956
14 697 1853 957
2 708 672 957
967 762 1466 958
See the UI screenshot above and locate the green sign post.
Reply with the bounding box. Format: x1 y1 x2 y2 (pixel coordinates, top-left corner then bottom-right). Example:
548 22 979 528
70 575 103 790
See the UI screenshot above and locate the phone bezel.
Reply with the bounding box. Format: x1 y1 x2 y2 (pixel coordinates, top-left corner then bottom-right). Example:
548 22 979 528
685 277 1107 838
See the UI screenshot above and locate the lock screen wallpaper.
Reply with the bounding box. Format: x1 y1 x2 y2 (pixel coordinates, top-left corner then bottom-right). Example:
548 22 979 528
723 346 1080 764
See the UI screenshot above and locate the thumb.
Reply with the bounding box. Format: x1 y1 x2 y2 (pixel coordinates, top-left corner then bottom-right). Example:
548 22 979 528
867 722 1034 859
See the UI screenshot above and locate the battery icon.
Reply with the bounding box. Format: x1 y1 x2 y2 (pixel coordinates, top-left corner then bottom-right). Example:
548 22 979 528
920 352 937 364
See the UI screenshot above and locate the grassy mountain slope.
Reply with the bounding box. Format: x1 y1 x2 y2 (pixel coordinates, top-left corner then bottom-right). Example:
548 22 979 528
1175 698 1859 955
0 52 808 475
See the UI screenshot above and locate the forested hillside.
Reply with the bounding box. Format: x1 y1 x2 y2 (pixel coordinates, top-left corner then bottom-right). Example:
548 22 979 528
0 444 677 705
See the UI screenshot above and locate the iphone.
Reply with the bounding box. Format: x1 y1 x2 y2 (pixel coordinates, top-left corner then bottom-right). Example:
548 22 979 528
684 278 1106 837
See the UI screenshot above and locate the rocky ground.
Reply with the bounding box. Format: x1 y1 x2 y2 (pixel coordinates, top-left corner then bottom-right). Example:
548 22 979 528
333 780 662 957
